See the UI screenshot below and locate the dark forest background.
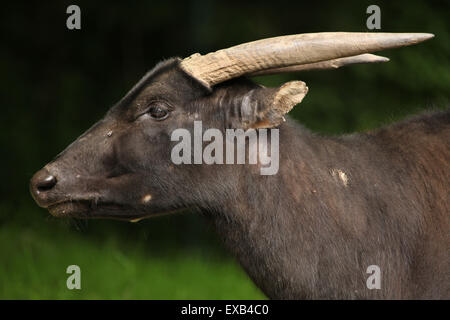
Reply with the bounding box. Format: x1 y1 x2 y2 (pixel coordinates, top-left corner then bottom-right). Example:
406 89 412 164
0 0 448 298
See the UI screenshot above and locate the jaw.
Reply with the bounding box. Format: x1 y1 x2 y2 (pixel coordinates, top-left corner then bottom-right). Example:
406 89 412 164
47 200 141 221
45 199 185 222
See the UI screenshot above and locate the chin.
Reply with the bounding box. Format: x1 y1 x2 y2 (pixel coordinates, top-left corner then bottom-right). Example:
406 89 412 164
47 201 91 218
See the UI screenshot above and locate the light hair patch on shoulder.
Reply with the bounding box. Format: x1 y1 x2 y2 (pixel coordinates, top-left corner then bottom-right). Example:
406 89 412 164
331 168 349 187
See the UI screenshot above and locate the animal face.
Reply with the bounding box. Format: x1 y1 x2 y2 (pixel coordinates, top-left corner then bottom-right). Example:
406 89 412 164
29 60 206 219
29 59 294 219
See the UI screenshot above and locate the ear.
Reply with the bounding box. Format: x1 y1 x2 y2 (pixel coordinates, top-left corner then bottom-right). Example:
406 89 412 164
228 81 308 129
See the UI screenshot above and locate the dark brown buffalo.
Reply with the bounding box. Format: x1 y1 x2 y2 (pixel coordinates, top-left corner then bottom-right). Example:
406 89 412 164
30 33 449 299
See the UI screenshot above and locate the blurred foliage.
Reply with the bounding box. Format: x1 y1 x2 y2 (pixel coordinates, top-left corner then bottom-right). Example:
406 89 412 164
0 0 448 298
0 208 263 299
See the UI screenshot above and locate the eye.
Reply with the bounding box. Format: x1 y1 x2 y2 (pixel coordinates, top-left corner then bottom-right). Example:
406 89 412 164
147 103 170 120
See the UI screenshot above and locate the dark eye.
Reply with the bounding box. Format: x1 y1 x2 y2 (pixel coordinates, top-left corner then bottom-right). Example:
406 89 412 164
147 104 169 120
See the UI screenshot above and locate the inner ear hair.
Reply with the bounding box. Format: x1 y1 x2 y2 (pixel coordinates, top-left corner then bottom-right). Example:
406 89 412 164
248 81 308 129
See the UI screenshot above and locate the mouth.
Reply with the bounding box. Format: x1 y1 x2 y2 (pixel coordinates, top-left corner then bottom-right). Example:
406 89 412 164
47 200 136 220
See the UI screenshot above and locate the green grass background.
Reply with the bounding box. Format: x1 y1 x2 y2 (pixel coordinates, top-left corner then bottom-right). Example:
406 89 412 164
1 204 264 299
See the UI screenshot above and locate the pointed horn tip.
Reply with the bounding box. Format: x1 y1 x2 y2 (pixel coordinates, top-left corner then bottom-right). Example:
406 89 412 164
377 32 435 46
406 32 435 43
422 33 435 39
361 54 390 62
371 55 390 63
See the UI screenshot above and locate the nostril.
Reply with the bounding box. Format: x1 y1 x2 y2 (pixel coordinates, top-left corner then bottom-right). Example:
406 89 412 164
30 168 59 206
37 175 57 191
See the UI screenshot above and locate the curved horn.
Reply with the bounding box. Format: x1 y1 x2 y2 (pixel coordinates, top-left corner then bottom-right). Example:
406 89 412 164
180 32 434 88
249 54 389 76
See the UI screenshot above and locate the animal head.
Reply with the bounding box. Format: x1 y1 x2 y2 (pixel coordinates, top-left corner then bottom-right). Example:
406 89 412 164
29 32 433 220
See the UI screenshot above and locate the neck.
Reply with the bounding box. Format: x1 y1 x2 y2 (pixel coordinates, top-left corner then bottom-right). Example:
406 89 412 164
202 121 327 298
202 119 419 299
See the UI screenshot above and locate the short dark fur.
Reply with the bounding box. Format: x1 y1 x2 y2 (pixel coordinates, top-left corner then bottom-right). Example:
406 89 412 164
30 59 449 299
